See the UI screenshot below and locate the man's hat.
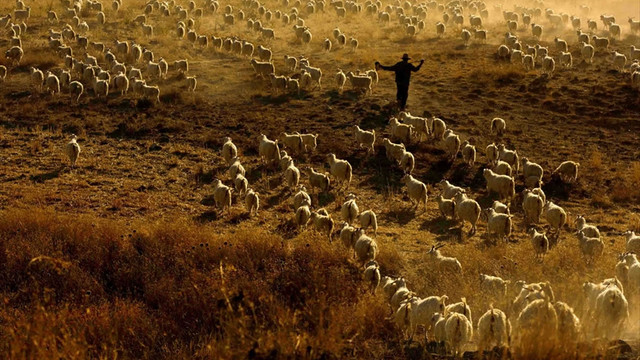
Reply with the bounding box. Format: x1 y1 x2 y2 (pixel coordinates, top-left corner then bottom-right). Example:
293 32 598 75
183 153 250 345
401 53 410 60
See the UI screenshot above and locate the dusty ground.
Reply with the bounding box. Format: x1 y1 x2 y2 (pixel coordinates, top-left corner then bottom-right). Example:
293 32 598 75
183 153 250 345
1 0 640 356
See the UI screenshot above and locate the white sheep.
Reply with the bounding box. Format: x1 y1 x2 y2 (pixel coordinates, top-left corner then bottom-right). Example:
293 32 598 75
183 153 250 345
521 157 543 182
280 132 304 154
382 138 405 163
559 52 573 68
335 69 347 93
354 125 375 154
399 149 415 174
212 179 232 214
486 143 498 165
426 244 462 274
439 180 465 200
310 210 334 242
401 174 427 210
30 67 44 93
483 169 515 202
234 173 248 197
431 117 446 140
492 200 510 215
358 210 378 235
623 231 640 253
300 64 322 89
483 208 512 243
284 159 300 190
575 215 600 238
142 84 160 103
4 46 23 65
250 59 275 78
581 42 595 64
340 193 359 224
528 228 549 260
554 302 581 345
490 118 506 136
347 72 373 95
258 134 281 164
444 312 473 356
461 141 476 167
543 201 566 238
293 186 311 210
65 134 81 167
354 229 379 266
245 189 260 215
531 23 543 39
477 306 511 352
514 282 558 356
406 295 449 340
593 287 628 340
553 161 579 183
522 189 544 224
113 73 129 95
591 35 609 49
339 222 357 250
611 51 627 72
398 112 429 140
577 231 604 262
363 260 381 293
295 205 311 228
44 71 60 96
443 130 461 161
69 81 83 104
327 153 352 189
479 274 510 303
461 29 471 46
306 167 330 193
221 137 238 165
454 191 481 235
297 133 318 152
436 22 446 37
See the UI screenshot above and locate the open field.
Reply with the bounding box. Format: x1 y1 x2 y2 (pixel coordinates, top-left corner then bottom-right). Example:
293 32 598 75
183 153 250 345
1 0 640 358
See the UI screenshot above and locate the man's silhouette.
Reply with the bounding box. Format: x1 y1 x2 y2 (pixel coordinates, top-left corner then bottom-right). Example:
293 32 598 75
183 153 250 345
375 54 424 111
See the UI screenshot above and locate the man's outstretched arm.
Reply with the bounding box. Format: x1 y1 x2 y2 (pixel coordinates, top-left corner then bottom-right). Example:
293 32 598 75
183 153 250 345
375 61 397 71
411 59 425 72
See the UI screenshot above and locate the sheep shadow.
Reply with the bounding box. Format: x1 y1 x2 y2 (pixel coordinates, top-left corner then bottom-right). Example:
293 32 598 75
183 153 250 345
275 218 299 240
420 217 462 242
195 210 219 223
200 195 216 207
227 212 250 224
316 192 336 208
252 93 290 105
383 207 422 225
266 187 291 208
29 169 62 183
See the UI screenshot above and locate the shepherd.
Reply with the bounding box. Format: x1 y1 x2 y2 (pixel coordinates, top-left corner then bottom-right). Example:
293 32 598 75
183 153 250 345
375 54 424 111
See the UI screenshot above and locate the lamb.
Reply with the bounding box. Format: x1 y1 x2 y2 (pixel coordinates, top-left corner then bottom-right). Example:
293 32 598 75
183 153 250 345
630 18 640 34
521 157 543 182
623 231 640 253
477 306 511 352
543 201 566 238
511 49 524 64
399 149 415 174
250 59 274 78
310 210 334 242
93 79 110 99
559 52 573 68
591 35 609 49
44 71 60 96
283 159 300 190
443 130 461 161
497 144 519 173
446 297 472 325
406 295 450 341
142 85 160 103
340 193 359 224
302 30 312 46
30 67 44 92
575 215 600 239
426 244 462 274
392 300 413 338
492 200 510 215
398 112 429 140
339 222 357 250
431 117 446 140
454 191 481 235
611 51 627 72
212 179 232 214
390 285 414 313
486 143 499 165
302 168 330 194
261 27 275 40
13 7 30 22
436 22 446 37
245 189 260 215
358 210 378 235
593 287 628 340
327 153 352 189
444 312 473 356
258 134 281 164
461 29 471 47
228 157 246 181
553 161 579 183
609 23 621 39
483 169 515 202
577 231 604 262
174 59 189 73
531 23 543 39
581 42 595 64
382 138 405 163
186 76 197 92
354 125 375 154
300 64 322 89
497 44 510 59
461 141 476 167
363 261 381 293
554 37 568 52
65 134 81 167
113 73 129 95
347 72 373 94
353 229 379 266
295 205 311 228
522 189 544 224
528 228 549 260
630 45 640 61
335 69 347 92
221 137 238 165
280 132 304 154
483 208 512 243
69 81 84 103
490 118 506 136
234 173 248 197
479 274 510 302
542 56 555 75
401 174 427 210
383 277 405 302
297 133 318 152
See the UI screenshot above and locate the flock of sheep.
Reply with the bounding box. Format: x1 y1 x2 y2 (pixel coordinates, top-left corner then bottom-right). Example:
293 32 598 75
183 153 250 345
4 0 640 356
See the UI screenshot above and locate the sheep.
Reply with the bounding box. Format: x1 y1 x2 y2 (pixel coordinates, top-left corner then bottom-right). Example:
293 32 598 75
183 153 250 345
401 174 427 211
492 200 510 215
340 193 359 224
327 153 352 190
444 312 473 356
228 157 246 180
29 67 44 93
443 130 461 161
269 74 287 94
514 282 558 356
542 56 555 75
358 210 378 236
497 144 519 173
477 306 511 352
528 228 549 260
553 161 579 183
531 23 543 39
522 189 544 224
0 65 7 83
339 222 357 250
44 72 60 96
611 51 627 72
491 161 512 178
244 189 260 216
295 205 311 228
212 179 232 214
436 22 446 37
113 73 129 96
461 141 476 167
69 81 83 103
631 45 640 61
250 59 274 78
363 261 381 293
446 297 472 325
533 187 546 206
474 29 487 43
335 69 347 92
174 59 189 74
65 134 81 167
392 300 413 338
142 85 160 103
322 38 332 52
233 173 248 197
304 167 330 194
559 52 573 68
258 134 281 164
554 37 568 52
543 201 567 238
286 77 300 94
496 44 511 60
426 244 462 274
490 118 506 136
521 157 543 182
302 29 312 46
486 143 498 165
609 23 621 39
575 215 600 239
280 132 304 155
346 72 373 94
511 281 544 316
510 49 524 65
221 137 238 165
581 42 595 64
461 29 471 47
593 287 628 340
453 191 481 236
577 231 604 262
623 231 640 253
399 149 415 174
354 229 378 266
310 210 334 242
354 125 375 154
431 117 446 140
591 35 609 49
297 133 318 152
300 64 322 89
13 7 30 22
483 169 515 203
630 18 640 34
383 138 405 163
554 302 581 345
398 112 429 140
405 295 449 339
483 208 512 243
479 274 510 303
